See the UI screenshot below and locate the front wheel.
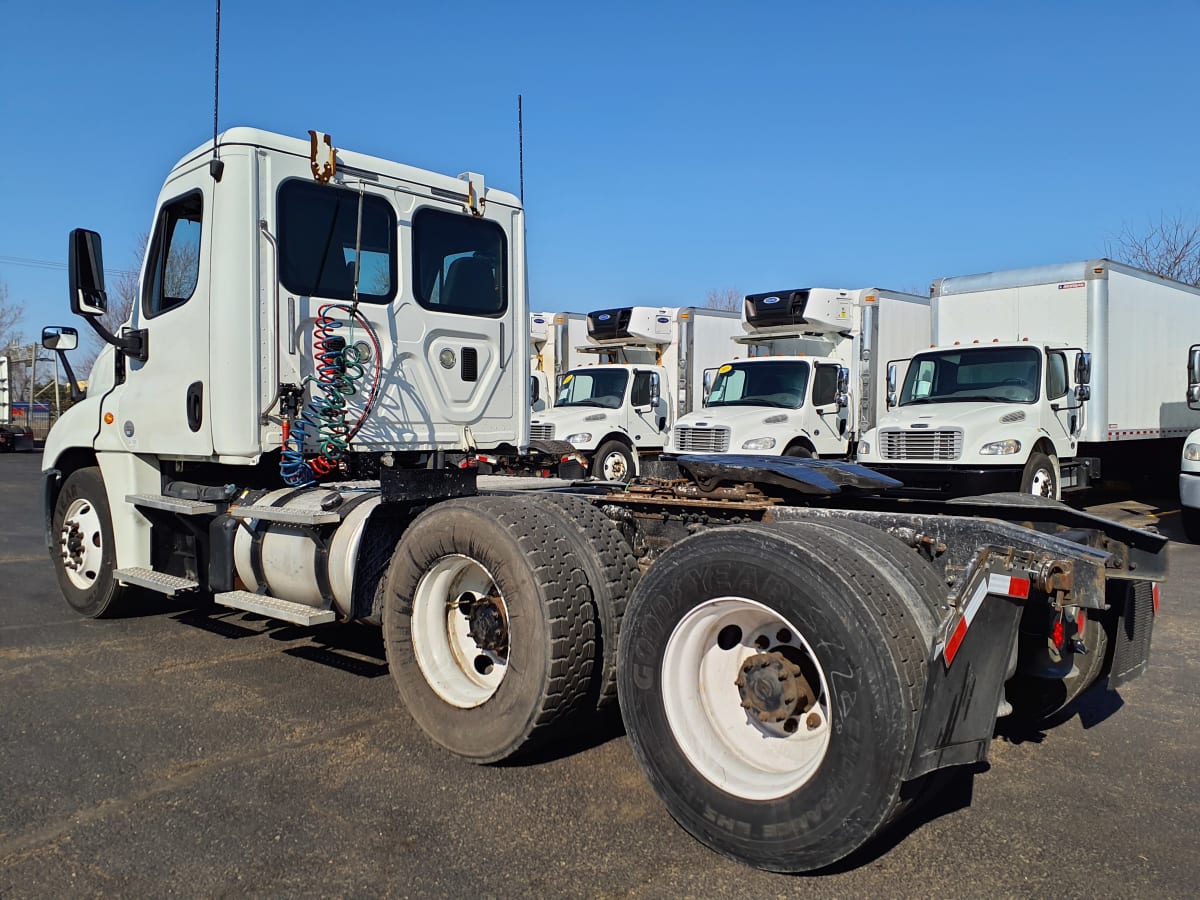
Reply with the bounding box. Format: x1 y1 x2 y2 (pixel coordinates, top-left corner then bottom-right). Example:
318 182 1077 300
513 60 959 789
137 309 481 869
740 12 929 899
1021 451 1059 499
618 522 929 872
51 466 131 618
592 440 635 482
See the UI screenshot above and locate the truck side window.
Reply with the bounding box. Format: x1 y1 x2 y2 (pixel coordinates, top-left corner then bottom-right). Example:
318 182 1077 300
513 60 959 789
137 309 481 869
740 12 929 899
144 191 203 318
278 180 397 303
812 365 839 406
631 372 653 406
413 208 507 317
1047 352 1069 400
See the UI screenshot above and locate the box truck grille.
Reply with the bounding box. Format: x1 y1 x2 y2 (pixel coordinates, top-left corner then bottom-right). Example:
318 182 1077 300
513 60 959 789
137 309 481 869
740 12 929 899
880 428 963 460
674 426 730 453
529 424 555 441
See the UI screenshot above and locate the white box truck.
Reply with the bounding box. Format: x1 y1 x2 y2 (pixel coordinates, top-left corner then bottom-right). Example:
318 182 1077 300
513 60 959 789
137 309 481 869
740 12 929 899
530 306 741 478
858 259 1200 498
1179 345 1200 541
528 311 586 412
667 287 931 459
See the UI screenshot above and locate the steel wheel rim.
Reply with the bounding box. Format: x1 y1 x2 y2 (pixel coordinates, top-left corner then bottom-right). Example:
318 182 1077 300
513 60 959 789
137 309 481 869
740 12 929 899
602 450 629 481
661 596 833 801
1030 467 1054 497
411 554 508 708
59 497 104 591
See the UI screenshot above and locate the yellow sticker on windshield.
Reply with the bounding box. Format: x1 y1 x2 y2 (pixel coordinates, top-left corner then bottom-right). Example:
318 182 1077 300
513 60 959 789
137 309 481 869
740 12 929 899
718 364 733 374
562 374 574 384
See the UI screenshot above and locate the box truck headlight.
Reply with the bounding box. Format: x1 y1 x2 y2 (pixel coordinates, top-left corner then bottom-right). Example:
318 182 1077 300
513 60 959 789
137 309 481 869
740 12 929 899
1185 443 1200 461
565 432 592 444
742 437 777 450
857 440 871 456
980 439 1022 455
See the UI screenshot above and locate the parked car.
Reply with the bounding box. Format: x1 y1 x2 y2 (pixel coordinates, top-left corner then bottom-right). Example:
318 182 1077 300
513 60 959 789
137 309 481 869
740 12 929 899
0 423 35 452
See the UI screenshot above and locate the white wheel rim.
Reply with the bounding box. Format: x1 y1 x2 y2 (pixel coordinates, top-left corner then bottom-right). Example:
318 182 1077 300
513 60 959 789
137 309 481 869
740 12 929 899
1030 467 1054 497
602 450 629 481
59 497 104 591
661 597 832 801
411 554 508 708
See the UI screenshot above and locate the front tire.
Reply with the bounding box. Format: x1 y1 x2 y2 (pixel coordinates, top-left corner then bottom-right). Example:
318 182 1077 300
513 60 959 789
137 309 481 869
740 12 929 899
618 522 929 872
381 496 596 763
51 466 131 618
591 440 635 481
1021 451 1059 499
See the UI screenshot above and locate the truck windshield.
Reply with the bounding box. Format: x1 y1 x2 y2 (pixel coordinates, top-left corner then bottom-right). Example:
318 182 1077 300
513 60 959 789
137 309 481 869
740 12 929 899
706 360 809 409
899 346 1041 405
556 369 629 409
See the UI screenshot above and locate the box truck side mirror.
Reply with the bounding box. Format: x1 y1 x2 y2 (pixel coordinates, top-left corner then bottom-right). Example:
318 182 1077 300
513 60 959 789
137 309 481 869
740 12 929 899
835 366 850 408
1074 351 1092 387
702 368 716 401
886 363 897 408
529 375 540 404
1188 345 1200 409
42 325 78 352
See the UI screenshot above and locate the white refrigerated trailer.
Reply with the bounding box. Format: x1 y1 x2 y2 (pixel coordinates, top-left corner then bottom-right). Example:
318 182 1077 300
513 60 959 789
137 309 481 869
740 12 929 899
858 259 1200 498
528 311 586 412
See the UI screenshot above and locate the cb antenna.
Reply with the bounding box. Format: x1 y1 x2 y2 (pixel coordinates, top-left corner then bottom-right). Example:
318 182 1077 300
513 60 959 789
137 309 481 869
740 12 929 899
210 0 224 180
518 94 524 204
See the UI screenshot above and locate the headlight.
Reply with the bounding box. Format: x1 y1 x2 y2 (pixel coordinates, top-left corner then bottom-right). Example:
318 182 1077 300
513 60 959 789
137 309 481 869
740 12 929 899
980 439 1022 455
741 437 777 450
564 432 592 444
857 440 871 456
1185 443 1200 461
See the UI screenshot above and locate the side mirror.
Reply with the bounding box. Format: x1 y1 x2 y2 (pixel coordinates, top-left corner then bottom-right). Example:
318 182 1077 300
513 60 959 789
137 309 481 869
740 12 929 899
702 368 716 400
1188 345 1200 408
68 228 108 317
529 375 540 404
649 372 661 406
1075 384 1091 402
42 326 78 352
886 362 897 408
836 365 850 408
1074 351 1092 387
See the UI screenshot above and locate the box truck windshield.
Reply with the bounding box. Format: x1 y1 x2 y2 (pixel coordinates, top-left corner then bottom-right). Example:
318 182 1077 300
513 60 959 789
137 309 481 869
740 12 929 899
706 360 810 409
557 370 629 409
900 346 1041 406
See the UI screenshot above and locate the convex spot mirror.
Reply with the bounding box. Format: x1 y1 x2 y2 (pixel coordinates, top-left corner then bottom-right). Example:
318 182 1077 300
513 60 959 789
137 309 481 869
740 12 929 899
42 326 78 352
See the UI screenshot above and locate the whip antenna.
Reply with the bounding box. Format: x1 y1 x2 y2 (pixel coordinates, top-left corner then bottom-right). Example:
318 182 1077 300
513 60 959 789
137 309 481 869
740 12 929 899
518 94 524 205
210 0 224 179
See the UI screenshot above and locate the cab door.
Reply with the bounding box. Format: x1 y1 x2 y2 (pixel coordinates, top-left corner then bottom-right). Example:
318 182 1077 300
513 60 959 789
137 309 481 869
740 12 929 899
115 164 212 456
811 363 849 456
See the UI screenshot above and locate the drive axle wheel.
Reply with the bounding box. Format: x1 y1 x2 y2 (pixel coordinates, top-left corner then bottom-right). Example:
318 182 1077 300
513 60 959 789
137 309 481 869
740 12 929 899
619 522 929 873
382 496 596 763
51 466 130 618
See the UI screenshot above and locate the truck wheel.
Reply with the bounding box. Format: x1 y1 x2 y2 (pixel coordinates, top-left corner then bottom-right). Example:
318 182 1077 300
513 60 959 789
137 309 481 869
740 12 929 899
1021 452 1059 499
1182 507 1200 543
538 493 640 710
51 466 131 618
381 496 596 763
592 440 634 481
783 444 814 458
618 522 928 872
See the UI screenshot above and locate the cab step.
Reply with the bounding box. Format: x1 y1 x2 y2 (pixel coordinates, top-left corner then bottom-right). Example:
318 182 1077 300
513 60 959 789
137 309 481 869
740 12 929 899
126 494 221 515
214 590 336 626
114 567 200 596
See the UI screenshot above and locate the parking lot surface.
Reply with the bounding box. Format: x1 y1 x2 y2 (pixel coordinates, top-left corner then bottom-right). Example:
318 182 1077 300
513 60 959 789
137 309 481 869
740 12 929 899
2 453 1198 897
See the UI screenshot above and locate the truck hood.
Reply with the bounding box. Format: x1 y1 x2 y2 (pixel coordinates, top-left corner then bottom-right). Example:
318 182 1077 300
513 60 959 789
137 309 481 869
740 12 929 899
531 407 621 447
877 401 1035 430
677 405 802 431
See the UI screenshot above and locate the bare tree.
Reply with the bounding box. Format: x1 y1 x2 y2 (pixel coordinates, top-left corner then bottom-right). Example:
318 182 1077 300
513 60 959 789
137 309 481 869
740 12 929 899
1109 214 1200 287
704 287 743 312
1 280 30 403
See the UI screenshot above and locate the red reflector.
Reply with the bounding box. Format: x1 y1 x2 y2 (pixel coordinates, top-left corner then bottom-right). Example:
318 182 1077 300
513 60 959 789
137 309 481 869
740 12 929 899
1052 620 1065 650
1152 583 1160 613
944 616 969 665
1076 609 1085 633
1009 577 1030 599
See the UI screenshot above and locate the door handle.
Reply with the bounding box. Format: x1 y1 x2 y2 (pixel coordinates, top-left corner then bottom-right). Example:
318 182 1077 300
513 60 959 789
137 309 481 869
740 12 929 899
186 381 204 433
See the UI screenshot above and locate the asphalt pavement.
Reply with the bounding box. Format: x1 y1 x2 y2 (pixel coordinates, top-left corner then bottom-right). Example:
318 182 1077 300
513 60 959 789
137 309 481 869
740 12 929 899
2 453 1198 898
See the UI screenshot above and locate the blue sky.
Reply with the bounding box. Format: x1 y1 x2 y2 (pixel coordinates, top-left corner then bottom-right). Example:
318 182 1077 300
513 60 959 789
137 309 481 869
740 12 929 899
2 1 1198 339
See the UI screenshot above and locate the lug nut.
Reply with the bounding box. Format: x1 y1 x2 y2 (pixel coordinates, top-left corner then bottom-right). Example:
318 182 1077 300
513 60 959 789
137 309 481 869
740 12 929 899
806 712 821 730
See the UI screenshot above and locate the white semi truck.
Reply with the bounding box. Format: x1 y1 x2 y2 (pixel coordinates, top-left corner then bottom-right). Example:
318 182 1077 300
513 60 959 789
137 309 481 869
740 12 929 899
40 128 1163 874
667 287 930 459
529 306 741 479
528 311 585 413
858 259 1200 499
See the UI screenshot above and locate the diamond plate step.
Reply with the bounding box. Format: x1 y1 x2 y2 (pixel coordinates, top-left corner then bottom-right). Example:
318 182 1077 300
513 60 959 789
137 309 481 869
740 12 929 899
214 591 336 625
227 505 341 526
126 493 220 515
114 567 199 595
